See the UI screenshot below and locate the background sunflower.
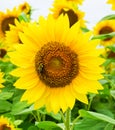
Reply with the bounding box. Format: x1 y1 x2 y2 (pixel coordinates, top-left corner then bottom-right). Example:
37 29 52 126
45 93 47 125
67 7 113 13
93 19 115 46
5 19 29 50
0 7 21 41
56 0 84 5
0 42 8 61
0 116 15 130
50 0 86 27
18 2 31 15
107 0 115 10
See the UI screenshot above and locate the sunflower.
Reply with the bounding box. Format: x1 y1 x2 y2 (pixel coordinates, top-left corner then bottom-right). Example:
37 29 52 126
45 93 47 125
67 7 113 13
50 0 86 27
18 2 31 15
67 0 83 4
0 7 21 40
9 15 104 113
59 0 84 5
102 47 115 73
0 116 15 130
0 48 7 60
93 20 115 46
107 0 115 10
0 42 8 61
5 19 29 50
0 72 4 91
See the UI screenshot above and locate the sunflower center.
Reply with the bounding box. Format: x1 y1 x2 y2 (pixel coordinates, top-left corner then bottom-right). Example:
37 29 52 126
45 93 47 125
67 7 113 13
49 57 63 70
35 42 79 88
107 51 115 58
59 9 78 27
0 124 11 130
0 49 7 58
99 26 113 41
1 17 16 34
21 5 27 11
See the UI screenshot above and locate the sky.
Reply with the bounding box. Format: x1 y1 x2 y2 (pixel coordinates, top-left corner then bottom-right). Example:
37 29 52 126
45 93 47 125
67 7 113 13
0 0 114 29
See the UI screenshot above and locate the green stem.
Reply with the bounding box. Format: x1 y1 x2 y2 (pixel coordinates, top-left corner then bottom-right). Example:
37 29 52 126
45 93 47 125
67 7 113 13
37 111 41 122
87 94 95 111
60 110 66 125
42 114 46 121
31 112 39 122
65 108 71 130
71 115 81 130
87 98 92 111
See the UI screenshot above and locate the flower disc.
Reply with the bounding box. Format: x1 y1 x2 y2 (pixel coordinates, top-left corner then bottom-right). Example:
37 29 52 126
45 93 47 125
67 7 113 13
35 42 79 87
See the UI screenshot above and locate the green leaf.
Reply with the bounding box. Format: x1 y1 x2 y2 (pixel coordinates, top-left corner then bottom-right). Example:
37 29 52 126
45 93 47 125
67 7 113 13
92 32 115 40
81 27 90 32
12 89 24 103
47 112 61 121
99 14 115 21
28 126 39 130
0 61 16 73
37 107 61 120
110 90 115 99
106 45 115 52
15 105 34 115
0 92 13 100
79 110 115 125
99 79 108 85
11 101 29 115
36 121 62 130
14 120 23 126
74 118 113 130
104 123 114 130
0 100 12 113
37 107 47 114
18 12 29 22
102 59 115 67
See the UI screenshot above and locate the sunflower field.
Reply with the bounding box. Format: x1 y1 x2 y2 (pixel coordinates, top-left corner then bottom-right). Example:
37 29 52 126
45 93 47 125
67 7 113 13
0 0 115 130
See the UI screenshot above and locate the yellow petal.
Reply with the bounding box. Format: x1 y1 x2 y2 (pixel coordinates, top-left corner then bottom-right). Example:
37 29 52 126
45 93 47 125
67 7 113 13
49 88 60 113
21 82 46 103
14 73 39 89
64 86 75 109
59 87 68 112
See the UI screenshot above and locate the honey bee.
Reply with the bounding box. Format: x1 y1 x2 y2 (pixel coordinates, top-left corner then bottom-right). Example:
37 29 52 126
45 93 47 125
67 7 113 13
38 63 44 73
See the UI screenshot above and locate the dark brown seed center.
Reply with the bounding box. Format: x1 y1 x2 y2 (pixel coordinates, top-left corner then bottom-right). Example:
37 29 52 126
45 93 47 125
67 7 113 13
0 49 7 58
59 9 78 27
1 17 16 34
21 5 27 11
107 51 115 58
35 42 79 88
0 124 11 130
99 26 113 41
